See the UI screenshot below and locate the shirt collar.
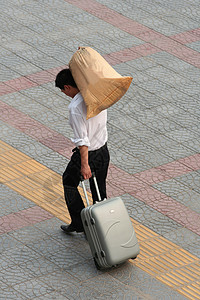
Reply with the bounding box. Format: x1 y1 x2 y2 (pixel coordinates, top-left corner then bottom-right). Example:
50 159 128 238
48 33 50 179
73 92 81 101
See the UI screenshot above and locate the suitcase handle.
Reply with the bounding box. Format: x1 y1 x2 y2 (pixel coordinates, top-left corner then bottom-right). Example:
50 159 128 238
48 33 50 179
80 172 101 206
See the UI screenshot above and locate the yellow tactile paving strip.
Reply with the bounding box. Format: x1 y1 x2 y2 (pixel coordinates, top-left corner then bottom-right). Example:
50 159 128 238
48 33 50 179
1 140 200 300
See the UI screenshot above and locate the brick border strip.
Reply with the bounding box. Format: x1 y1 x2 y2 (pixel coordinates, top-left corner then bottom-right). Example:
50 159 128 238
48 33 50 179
0 206 53 234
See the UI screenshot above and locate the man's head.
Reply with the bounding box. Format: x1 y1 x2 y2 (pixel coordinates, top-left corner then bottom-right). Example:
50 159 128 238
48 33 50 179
55 68 79 98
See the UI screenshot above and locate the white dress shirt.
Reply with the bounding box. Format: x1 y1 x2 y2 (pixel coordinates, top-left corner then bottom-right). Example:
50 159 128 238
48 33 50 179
68 92 108 151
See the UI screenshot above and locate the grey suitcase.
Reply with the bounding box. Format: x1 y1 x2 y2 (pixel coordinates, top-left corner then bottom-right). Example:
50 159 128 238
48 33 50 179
81 173 140 269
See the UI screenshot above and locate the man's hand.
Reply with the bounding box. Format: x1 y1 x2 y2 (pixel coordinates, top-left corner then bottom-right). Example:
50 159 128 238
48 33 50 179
81 163 92 180
79 145 92 180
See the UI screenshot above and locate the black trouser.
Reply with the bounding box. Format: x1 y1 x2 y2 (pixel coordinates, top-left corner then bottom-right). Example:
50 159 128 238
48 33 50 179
62 144 110 231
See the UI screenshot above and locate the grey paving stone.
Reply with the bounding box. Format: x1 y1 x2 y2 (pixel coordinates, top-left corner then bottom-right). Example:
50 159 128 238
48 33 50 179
187 41 200 52
26 55 62 69
190 123 200 135
77 34 126 55
37 270 80 293
164 110 200 129
65 259 104 282
149 51 195 73
36 292 70 300
0 121 33 143
8 226 51 244
145 66 187 86
107 124 148 152
121 194 182 235
178 6 200 21
21 86 70 116
126 123 160 141
0 123 53 158
146 116 184 134
137 79 172 96
79 273 148 300
110 262 188 300
26 236 87 268
182 66 200 82
1 244 41 266
13 278 55 299
164 14 199 31
141 16 184 36
33 217 63 235
0 287 28 300
12 61 42 77
186 138 200 152
45 118 73 138
34 218 91 259
3 39 35 55
0 46 13 58
154 179 200 212
0 281 10 290
108 107 144 133
143 3 199 29
108 146 153 174
175 80 200 97
138 148 174 166
0 265 36 285
26 43 69 64
0 52 42 76
0 184 35 216
157 89 200 118
37 151 69 175
184 241 200 258
102 29 144 48
26 236 72 257
165 128 200 143
57 37 86 53
19 256 61 277
181 100 200 117
112 63 138 79
127 57 158 71
0 64 22 81
163 227 200 258
115 66 152 85
1 92 50 117
175 171 200 194
35 292 70 299
7 6 42 27
17 140 54 159
0 52 27 69
144 134 196 160
0 251 18 270
117 93 165 113
32 109 67 127
108 123 174 168
0 234 23 254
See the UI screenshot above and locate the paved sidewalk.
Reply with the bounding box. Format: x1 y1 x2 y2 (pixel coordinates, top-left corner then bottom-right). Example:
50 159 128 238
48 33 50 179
0 0 200 299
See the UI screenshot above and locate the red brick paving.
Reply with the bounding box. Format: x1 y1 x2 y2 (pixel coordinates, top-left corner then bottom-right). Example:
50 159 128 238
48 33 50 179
0 206 53 234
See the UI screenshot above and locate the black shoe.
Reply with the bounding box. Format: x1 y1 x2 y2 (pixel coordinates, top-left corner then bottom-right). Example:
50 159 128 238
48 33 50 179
60 224 84 233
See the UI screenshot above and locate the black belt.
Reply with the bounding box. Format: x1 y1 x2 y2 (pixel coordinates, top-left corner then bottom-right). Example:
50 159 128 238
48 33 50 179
72 143 107 153
89 143 107 153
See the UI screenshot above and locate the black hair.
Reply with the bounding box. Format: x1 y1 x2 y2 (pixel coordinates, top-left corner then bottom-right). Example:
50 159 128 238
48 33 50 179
55 68 77 90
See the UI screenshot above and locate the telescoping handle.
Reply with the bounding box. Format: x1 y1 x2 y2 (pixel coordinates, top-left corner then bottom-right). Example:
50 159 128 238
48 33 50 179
80 172 101 207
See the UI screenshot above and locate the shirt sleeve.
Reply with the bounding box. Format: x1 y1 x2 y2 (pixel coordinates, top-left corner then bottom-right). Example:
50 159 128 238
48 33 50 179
69 112 90 148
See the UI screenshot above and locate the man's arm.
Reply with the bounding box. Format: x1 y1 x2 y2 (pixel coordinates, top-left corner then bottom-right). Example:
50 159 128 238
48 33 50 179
79 145 92 179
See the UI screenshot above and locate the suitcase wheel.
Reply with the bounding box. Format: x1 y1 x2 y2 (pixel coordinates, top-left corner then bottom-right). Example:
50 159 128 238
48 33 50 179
93 257 101 270
131 256 137 260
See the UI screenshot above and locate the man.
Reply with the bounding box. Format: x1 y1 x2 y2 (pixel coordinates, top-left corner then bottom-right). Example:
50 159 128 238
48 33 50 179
55 68 110 233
